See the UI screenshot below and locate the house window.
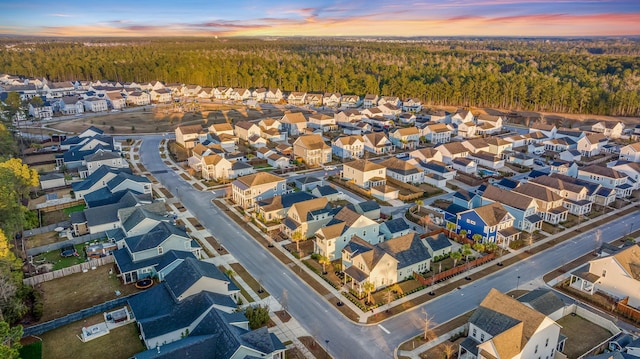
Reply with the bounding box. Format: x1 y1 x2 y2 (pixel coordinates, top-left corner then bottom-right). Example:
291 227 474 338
472 328 477 337
545 338 549 347
535 345 538 354
602 270 606 277
158 247 163 255
480 333 485 342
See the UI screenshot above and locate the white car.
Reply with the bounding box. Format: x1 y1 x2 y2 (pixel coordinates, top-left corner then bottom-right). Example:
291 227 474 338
324 166 336 171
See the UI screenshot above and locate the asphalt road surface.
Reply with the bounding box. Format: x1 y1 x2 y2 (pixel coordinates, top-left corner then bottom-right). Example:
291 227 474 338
138 134 639 358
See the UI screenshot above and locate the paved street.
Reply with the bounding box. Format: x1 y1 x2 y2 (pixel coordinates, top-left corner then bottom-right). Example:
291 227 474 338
137 134 639 358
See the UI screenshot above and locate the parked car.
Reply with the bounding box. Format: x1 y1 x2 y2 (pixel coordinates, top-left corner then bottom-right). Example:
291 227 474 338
324 165 336 171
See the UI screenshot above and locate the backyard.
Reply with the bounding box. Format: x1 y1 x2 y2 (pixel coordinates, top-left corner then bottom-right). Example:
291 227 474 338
39 313 145 359
557 314 613 359
30 243 87 271
34 266 139 323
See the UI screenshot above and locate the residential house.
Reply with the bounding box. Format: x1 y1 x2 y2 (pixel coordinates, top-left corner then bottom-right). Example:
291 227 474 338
342 159 386 188
469 151 505 170
150 88 172 103
398 113 417 125
308 113 337 132
591 121 625 139
303 93 322 107
452 158 477 174
363 132 394 155
175 125 204 150
529 175 593 216
455 202 516 244
181 84 202 97
231 172 287 209
456 121 478 139
340 95 360 108
486 138 513 155
342 233 431 293
323 93 341 107
410 148 443 163
458 289 564 359
106 92 126 110
126 92 151 106
71 192 156 236
422 123 452 144
620 143 640 162
39 173 66 190
549 160 580 178
559 150 582 162
201 154 234 181
251 87 266 101
280 112 308 136
452 189 483 209
390 127 420 150
513 183 569 224
378 96 401 107
287 92 306 106
332 135 364 159
578 165 632 198
611 162 640 190
436 142 470 164
335 110 363 126
420 160 456 181
83 97 108 112
315 206 381 260
363 94 379 108
58 96 85 115
578 133 608 157
379 157 424 184
451 110 474 125
265 88 283 103
311 185 341 202
196 87 214 99
267 153 289 169
572 244 640 308
127 257 285 359
475 114 503 135
506 152 534 167
402 98 422 112
480 185 542 234
378 103 402 119
379 218 411 240
282 197 333 239
530 123 558 139
293 176 323 192
84 150 127 176
293 134 332 167
253 192 316 225
231 87 251 101
550 173 617 206
234 121 261 141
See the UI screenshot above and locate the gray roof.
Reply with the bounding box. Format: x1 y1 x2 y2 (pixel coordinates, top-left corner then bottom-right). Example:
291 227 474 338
355 200 380 213
424 233 452 252
106 172 151 190
295 176 322 185
124 222 189 253
114 248 195 274
40 173 65 181
378 233 431 268
381 218 410 234
122 207 166 233
313 185 339 196
517 289 565 316
84 150 121 162
468 306 520 336
165 257 238 300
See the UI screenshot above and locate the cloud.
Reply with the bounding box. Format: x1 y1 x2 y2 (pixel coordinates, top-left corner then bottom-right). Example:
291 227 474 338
47 13 74 17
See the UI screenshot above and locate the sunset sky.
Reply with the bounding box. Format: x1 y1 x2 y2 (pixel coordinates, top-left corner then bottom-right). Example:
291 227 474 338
1 0 639 37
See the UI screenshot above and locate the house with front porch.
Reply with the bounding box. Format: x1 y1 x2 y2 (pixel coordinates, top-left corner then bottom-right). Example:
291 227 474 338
550 173 617 207
390 127 420 150
201 154 234 181
314 206 381 260
455 202 517 245
363 132 394 155
304 93 323 107
577 133 608 157
175 124 204 150
549 160 580 178
332 135 364 159
150 88 172 103
231 172 287 209
234 121 261 141
402 98 422 112
591 121 625 139
58 96 85 115
363 94 379 108
281 112 308 136
287 92 306 106
253 192 316 225
458 288 564 359
323 93 342 107
469 151 505 170
83 97 108 112
265 88 283 103
479 185 542 234
293 134 332 167
282 197 333 239
513 183 569 224
342 159 386 189
126 91 150 106
342 233 431 293
106 92 126 110
340 95 360 108
578 164 632 198
409 148 443 163
529 175 593 216
475 114 503 135
571 244 640 308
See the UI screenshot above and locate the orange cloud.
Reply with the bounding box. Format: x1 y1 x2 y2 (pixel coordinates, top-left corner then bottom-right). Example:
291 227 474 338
4 11 639 37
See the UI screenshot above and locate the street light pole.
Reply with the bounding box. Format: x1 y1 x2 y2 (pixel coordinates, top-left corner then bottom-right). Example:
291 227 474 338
516 275 521 291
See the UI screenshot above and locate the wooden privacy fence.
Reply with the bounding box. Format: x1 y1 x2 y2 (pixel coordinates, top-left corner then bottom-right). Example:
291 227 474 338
23 256 114 286
616 297 640 322
38 199 84 213
415 253 496 285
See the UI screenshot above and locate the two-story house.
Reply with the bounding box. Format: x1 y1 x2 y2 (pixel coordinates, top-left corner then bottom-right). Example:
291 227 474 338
281 112 308 136
231 172 287 209
390 127 420 150
332 135 364 159
619 142 640 162
455 202 516 244
577 133 608 157
577 165 632 198
379 157 424 184
436 142 470 164
363 132 394 155
342 159 386 188
314 206 381 260
282 197 333 239
421 123 452 144
234 121 261 141
512 183 569 224
175 124 204 150
529 175 593 216
479 185 542 234
293 134 332 167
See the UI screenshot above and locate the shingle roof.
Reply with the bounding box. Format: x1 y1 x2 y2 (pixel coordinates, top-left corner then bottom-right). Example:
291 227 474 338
482 185 534 211
517 289 565 316
381 218 410 234
580 164 626 179
344 159 385 172
124 221 190 253
423 233 452 253
379 157 422 176
513 182 563 203
313 185 339 196
234 172 284 187
377 233 431 268
165 257 236 299
471 202 511 226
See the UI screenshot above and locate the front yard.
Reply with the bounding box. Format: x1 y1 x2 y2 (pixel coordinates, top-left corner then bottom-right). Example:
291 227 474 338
39 313 145 359
34 266 139 323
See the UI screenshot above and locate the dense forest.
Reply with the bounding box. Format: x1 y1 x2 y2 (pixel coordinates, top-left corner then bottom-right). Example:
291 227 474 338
1 37 639 116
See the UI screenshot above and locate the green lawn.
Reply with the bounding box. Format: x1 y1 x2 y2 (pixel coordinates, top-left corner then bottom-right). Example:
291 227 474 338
63 204 86 215
18 340 43 359
35 243 87 270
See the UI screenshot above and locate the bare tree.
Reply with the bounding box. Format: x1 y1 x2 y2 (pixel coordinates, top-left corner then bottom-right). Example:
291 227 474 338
281 289 289 312
442 343 456 359
421 310 436 341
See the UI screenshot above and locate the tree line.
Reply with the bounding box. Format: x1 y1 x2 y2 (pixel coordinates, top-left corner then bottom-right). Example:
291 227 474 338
1 37 639 116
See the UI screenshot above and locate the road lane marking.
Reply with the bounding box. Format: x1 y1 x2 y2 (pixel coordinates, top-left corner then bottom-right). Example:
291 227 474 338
378 324 390 334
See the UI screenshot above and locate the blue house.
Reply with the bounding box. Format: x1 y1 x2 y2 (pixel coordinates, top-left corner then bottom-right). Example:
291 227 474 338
128 257 286 358
479 185 542 233
456 202 515 244
452 189 482 209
